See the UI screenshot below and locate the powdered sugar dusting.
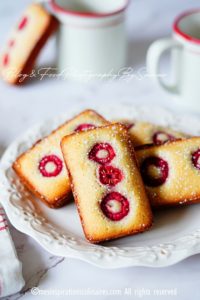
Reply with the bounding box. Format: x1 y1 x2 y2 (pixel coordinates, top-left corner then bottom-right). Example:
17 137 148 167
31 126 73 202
1 104 200 267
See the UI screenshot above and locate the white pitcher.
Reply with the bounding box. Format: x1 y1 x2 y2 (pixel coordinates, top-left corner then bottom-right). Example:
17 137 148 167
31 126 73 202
147 9 200 110
50 0 129 81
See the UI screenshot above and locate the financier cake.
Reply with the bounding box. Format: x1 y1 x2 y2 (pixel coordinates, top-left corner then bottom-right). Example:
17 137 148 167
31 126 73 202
116 120 187 146
61 124 153 243
136 137 200 208
0 3 58 84
13 110 108 208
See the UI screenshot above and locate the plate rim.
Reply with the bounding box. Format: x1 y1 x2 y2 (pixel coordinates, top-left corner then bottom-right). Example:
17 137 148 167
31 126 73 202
1 104 200 268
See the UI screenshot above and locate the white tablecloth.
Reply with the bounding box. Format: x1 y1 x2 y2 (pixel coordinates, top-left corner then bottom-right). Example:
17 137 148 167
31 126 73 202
0 0 200 299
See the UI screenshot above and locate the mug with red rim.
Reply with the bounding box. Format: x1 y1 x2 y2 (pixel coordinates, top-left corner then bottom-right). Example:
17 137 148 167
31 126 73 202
49 0 129 81
147 9 200 110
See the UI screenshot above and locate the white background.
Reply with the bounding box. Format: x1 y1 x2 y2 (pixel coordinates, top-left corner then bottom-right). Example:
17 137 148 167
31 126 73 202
0 0 200 299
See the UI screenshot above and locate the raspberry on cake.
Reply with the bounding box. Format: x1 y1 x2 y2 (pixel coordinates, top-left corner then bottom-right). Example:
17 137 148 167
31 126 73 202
115 120 187 146
136 137 200 208
61 124 153 243
13 110 108 208
0 4 58 85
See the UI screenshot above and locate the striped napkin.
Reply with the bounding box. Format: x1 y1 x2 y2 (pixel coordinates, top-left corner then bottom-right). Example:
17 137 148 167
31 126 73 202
0 205 25 297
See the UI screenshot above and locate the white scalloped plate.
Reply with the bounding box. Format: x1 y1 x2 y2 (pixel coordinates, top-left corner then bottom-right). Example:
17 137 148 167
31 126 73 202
1 104 200 269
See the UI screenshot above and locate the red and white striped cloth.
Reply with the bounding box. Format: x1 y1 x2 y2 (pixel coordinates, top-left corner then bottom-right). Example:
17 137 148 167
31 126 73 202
0 206 8 232
0 205 24 297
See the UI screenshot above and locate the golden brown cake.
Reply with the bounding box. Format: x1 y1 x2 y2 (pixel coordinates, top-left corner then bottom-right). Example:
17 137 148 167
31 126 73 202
61 124 153 243
0 4 58 85
13 110 108 208
115 120 187 146
136 137 200 208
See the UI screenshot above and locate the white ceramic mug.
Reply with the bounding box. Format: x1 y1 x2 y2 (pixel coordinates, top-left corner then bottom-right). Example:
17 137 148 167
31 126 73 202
49 0 129 80
147 10 200 110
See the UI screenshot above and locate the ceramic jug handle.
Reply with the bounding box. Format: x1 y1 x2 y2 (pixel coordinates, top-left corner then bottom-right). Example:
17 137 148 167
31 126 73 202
146 38 182 94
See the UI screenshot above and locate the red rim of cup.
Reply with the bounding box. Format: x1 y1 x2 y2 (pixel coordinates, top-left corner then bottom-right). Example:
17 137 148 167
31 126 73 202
173 9 200 45
51 0 130 18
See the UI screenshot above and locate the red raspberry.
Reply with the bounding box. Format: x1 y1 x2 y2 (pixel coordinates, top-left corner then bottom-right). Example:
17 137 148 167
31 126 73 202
119 121 134 130
89 143 115 165
98 165 123 186
8 39 15 48
39 155 63 177
75 123 96 132
126 123 135 130
3 54 9 66
100 192 129 221
141 156 169 187
192 149 200 170
18 16 28 30
153 131 175 145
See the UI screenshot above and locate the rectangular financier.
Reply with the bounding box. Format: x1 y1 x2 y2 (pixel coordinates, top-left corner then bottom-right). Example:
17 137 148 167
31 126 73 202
13 110 108 208
61 124 153 243
136 137 200 207
0 4 58 85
